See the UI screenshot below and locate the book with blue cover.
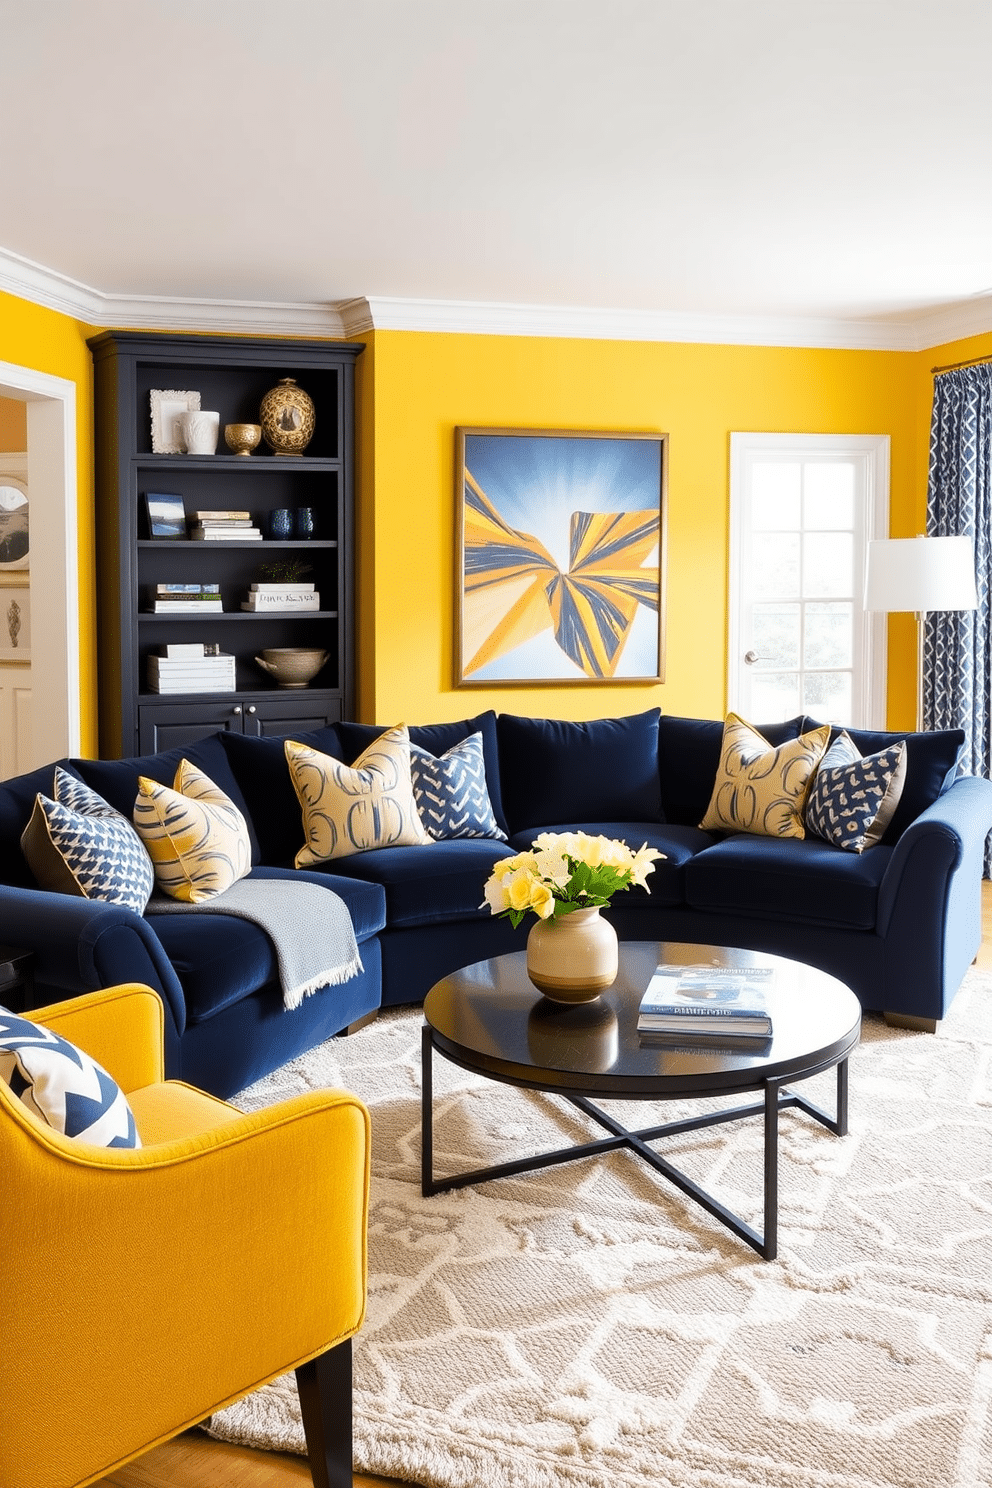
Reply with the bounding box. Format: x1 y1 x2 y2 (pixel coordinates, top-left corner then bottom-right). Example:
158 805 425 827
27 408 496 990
637 965 773 1036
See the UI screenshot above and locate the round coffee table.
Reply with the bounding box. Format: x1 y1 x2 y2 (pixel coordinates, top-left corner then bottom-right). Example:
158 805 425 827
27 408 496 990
421 941 861 1260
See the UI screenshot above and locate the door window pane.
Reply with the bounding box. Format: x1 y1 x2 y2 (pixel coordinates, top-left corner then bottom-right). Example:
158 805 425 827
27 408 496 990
804 463 855 530
753 534 800 598
751 672 801 719
803 533 852 598
751 463 800 529
804 602 853 669
752 604 800 668
803 671 852 724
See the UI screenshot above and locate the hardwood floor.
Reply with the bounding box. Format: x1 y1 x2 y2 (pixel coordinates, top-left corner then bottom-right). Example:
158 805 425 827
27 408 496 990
98 882 992 1487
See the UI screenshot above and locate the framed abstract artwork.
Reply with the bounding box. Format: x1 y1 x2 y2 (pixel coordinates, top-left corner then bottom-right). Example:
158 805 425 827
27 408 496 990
456 428 667 686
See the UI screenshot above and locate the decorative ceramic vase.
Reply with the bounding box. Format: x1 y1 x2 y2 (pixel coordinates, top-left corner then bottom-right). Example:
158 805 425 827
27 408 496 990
525 906 619 1003
259 378 315 456
224 422 262 456
178 410 220 455
268 508 293 540
295 506 315 538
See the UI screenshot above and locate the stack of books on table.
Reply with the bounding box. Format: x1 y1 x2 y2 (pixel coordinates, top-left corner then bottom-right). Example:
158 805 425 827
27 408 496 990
637 965 774 1042
190 511 262 541
241 582 320 612
147 645 236 694
149 583 223 613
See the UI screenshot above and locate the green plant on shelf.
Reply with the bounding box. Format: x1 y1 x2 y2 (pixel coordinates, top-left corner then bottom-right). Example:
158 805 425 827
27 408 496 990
255 558 315 583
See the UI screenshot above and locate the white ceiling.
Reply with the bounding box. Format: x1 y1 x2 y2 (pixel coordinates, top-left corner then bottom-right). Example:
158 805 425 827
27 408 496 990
4 0 992 347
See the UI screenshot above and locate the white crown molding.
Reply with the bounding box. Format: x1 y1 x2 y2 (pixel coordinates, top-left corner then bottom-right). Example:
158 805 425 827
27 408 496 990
4 242 992 352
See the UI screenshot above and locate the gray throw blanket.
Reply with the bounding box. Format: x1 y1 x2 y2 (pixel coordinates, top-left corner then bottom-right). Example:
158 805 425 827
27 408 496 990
147 877 362 1011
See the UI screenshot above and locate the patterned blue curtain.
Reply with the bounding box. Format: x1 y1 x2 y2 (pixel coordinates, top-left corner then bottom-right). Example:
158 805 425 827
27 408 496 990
925 363 992 870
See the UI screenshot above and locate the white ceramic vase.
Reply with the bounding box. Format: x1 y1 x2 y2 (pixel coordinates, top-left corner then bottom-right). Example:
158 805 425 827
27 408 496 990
525 906 619 1003
179 409 220 455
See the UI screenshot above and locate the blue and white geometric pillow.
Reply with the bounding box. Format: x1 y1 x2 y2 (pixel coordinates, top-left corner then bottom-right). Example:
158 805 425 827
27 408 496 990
410 732 507 841
0 1006 141 1148
20 766 155 915
805 732 907 854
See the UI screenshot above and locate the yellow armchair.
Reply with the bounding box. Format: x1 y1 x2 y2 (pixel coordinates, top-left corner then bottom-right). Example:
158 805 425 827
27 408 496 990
0 983 370 1488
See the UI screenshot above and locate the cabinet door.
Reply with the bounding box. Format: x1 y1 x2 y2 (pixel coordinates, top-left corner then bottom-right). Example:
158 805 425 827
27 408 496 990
244 693 342 738
138 699 250 753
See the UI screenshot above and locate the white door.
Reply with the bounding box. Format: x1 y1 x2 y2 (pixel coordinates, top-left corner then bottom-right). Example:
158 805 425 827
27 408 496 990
729 434 889 729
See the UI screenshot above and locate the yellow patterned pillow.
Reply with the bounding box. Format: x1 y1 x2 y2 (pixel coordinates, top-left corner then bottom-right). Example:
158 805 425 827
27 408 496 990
287 725 433 867
133 760 252 902
699 714 831 839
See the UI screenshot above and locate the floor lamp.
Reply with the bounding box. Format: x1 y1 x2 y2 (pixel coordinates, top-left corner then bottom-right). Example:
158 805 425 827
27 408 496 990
864 535 978 730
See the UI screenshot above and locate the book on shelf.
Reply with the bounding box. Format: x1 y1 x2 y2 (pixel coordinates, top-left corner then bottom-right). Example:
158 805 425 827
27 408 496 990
191 511 252 522
190 525 262 541
155 582 221 595
241 593 320 611
636 965 774 1036
249 582 316 593
147 652 235 692
149 600 224 613
148 678 237 694
159 642 208 658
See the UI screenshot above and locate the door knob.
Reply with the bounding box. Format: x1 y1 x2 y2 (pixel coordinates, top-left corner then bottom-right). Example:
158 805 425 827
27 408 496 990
232 705 242 715
744 650 761 665
247 705 256 715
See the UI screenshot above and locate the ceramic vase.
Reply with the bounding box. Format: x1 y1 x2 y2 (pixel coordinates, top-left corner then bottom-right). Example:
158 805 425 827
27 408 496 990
525 906 619 1003
178 410 220 455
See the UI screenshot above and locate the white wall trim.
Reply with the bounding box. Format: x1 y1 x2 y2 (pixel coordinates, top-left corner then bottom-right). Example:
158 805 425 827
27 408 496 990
4 240 992 352
0 358 80 763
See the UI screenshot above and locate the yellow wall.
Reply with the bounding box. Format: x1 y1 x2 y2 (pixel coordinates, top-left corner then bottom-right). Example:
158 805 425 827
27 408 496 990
0 395 27 451
0 290 98 754
367 331 922 728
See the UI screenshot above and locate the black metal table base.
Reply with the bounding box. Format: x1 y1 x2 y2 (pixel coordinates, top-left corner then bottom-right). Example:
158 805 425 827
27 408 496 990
421 1025 849 1261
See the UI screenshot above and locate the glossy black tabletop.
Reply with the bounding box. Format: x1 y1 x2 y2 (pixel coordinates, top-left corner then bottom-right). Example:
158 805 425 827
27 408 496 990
423 942 861 1099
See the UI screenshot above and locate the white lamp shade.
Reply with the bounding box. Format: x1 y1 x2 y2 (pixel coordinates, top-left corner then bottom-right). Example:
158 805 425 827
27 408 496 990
864 536 978 614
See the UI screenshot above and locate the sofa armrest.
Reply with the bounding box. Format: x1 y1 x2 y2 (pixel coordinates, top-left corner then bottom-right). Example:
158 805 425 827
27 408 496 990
876 775 992 1017
0 884 187 1037
31 984 165 1092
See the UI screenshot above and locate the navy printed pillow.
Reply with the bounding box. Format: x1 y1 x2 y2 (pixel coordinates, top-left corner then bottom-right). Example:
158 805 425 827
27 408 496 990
20 767 154 914
410 732 507 841
0 1006 141 1148
805 732 907 853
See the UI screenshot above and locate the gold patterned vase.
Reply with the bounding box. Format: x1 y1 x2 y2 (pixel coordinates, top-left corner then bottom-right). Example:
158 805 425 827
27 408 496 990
525 906 619 1003
259 378 315 456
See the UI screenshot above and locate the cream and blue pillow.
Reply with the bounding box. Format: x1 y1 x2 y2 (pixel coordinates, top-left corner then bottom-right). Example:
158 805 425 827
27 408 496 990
133 760 251 903
410 732 507 841
699 713 831 839
20 767 154 914
0 1006 140 1148
805 732 907 853
287 724 433 866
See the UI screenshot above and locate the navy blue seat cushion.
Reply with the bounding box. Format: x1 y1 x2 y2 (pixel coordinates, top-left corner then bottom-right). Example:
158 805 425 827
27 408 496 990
497 710 662 835
685 832 892 930
337 712 507 837
74 735 261 861
803 719 964 844
505 820 716 908
658 715 806 826
325 838 516 929
0 758 78 888
220 725 344 865
148 866 386 1025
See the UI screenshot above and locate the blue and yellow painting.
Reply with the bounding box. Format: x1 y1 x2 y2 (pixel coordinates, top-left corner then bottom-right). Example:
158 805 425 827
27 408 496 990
459 431 663 683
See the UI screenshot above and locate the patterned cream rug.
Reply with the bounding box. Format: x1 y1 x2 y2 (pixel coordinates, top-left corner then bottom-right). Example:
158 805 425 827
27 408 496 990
208 968 992 1487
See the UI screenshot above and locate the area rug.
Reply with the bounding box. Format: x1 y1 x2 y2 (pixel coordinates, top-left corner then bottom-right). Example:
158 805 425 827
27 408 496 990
207 970 992 1487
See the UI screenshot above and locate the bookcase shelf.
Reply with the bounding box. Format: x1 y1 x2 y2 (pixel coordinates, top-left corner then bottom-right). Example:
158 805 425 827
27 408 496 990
90 331 363 757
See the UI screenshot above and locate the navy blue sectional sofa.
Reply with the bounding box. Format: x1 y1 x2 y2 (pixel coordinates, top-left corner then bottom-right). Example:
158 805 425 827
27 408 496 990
1 707 990 1098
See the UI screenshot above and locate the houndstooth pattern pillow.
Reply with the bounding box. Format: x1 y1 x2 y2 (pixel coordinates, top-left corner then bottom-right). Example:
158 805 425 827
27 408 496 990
805 732 907 854
20 767 155 914
410 732 507 841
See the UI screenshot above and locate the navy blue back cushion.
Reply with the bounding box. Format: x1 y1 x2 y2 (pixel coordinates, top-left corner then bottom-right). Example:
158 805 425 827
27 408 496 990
337 712 507 837
0 758 78 888
658 715 806 826
74 734 262 862
496 710 662 834
804 719 965 844
220 725 344 865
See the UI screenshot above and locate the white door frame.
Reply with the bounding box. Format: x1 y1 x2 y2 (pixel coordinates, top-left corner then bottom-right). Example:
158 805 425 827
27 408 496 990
728 432 890 729
0 359 80 763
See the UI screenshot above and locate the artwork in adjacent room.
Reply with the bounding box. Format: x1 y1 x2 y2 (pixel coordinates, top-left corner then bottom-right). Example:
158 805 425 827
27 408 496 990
0 475 29 569
456 428 667 685
0 585 30 660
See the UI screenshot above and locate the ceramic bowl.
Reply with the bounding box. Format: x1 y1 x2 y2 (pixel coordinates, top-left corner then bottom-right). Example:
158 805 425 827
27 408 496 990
255 648 330 689
224 422 262 456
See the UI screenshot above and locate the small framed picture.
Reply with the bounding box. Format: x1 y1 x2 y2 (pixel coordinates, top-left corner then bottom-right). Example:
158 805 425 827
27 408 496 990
150 389 201 454
144 492 187 539
0 584 30 660
0 471 29 570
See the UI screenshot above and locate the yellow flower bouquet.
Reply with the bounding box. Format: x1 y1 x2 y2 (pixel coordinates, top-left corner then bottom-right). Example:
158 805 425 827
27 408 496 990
482 830 664 929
